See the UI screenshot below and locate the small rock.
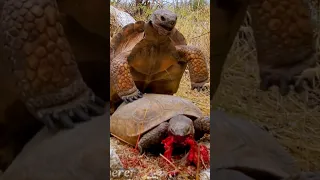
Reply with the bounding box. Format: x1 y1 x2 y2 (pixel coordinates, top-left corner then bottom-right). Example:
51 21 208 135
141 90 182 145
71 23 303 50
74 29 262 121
110 145 123 169
110 5 136 36
110 6 135 27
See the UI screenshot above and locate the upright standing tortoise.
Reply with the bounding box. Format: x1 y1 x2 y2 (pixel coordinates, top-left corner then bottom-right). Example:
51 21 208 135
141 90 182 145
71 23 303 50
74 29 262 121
211 110 320 180
110 9 210 113
211 0 319 98
0 0 109 170
110 94 210 165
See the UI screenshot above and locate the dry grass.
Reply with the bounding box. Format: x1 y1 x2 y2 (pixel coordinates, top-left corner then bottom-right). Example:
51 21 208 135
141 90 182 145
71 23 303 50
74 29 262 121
110 4 210 179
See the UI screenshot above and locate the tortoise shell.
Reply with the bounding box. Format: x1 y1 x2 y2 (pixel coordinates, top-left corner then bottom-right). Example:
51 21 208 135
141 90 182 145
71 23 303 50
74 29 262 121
110 94 203 146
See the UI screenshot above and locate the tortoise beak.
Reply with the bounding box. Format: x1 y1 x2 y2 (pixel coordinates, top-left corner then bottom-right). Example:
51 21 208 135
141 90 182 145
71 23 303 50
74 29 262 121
160 24 174 31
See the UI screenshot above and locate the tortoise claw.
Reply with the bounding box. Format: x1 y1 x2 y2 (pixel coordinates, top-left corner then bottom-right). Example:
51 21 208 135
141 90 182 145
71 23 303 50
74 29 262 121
73 108 91 122
58 112 75 129
192 82 210 92
122 90 143 103
33 90 106 130
259 63 320 96
87 103 106 116
41 114 57 131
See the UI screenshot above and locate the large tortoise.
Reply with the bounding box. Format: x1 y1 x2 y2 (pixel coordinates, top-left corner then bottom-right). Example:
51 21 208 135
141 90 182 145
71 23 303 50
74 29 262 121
110 93 210 164
212 110 320 180
0 0 108 170
211 0 320 98
110 9 210 113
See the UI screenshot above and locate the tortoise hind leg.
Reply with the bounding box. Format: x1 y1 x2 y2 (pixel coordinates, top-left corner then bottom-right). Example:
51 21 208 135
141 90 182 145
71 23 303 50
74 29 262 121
0 0 105 130
138 122 169 154
193 116 210 140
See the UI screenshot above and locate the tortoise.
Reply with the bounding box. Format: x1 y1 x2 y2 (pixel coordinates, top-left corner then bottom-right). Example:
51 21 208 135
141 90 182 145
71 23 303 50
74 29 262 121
211 0 320 98
110 9 210 113
110 93 210 164
211 110 320 180
0 0 109 170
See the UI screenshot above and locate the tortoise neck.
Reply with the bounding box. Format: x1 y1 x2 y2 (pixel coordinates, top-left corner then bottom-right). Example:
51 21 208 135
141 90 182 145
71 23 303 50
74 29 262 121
144 21 172 44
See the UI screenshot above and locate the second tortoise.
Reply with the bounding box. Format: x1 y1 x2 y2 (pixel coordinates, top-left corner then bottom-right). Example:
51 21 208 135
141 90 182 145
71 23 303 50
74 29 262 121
110 93 210 164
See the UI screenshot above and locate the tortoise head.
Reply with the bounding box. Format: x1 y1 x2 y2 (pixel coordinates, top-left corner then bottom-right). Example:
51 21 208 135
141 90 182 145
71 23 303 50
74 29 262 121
149 9 177 36
168 115 195 137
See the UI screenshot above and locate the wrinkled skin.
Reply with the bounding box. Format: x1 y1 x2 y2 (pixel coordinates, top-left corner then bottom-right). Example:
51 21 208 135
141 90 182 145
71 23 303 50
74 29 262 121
0 0 108 171
211 0 319 99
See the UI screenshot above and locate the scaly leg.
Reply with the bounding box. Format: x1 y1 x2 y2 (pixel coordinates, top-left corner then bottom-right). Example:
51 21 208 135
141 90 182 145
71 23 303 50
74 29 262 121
0 0 105 130
193 116 210 140
249 0 318 95
138 122 169 154
110 51 143 103
175 45 210 91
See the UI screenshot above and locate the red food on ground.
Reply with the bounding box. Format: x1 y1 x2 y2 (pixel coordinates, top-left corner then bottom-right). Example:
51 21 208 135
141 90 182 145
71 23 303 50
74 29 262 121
199 144 210 162
119 149 147 169
161 135 210 166
162 135 175 161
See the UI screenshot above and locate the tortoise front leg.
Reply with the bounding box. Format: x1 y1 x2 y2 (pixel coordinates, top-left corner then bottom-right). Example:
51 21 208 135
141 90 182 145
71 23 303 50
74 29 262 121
110 52 143 103
138 122 169 154
211 1 249 99
0 0 105 130
193 116 210 140
175 45 209 91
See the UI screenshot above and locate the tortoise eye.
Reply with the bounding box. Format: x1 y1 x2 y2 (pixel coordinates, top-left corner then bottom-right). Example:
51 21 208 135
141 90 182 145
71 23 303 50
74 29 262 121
161 16 165 21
